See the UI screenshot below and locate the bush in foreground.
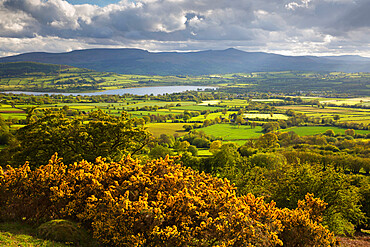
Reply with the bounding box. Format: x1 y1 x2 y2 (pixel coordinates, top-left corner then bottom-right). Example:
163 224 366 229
0 154 336 246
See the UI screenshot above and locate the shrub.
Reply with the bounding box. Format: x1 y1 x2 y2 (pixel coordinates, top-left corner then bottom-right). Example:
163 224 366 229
0 154 337 246
278 194 336 247
324 129 335 137
149 145 172 159
37 219 95 246
249 153 287 169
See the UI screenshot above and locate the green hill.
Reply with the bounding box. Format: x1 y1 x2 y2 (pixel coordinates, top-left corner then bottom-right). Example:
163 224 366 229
0 62 73 77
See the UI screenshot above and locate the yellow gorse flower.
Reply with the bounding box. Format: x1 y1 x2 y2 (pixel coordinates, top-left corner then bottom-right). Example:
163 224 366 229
0 153 336 246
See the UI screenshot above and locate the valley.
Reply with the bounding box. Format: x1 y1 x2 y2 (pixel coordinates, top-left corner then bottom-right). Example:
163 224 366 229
0 61 369 246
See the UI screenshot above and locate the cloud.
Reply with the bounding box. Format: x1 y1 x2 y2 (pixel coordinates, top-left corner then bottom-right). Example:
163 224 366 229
285 0 311 10
0 0 369 57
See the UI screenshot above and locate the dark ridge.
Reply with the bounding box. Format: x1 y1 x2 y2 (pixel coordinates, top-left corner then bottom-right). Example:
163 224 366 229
1 48 369 75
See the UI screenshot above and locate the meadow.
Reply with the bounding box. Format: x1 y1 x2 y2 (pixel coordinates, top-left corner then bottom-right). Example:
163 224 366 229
276 105 370 124
280 126 370 136
1 93 370 137
146 123 188 137
200 124 263 141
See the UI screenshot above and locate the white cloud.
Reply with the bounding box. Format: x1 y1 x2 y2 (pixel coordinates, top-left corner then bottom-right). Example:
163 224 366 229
285 0 311 10
0 0 369 57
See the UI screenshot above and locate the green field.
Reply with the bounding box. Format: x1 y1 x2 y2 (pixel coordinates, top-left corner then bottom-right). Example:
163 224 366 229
277 105 370 124
198 100 220 105
320 97 370 106
189 111 236 122
200 124 264 140
1 91 370 145
243 113 288 120
0 113 27 120
173 105 224 111
281 126 370 136
146 123 188 137
125 101 195 109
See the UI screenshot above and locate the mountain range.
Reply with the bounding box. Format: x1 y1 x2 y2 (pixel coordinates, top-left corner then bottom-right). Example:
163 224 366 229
1 48 370 75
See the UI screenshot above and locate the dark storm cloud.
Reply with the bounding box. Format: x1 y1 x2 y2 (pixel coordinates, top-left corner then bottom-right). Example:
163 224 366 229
0 0 369 56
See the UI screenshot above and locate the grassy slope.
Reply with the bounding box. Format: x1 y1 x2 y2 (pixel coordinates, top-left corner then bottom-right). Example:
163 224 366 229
0 222 68 247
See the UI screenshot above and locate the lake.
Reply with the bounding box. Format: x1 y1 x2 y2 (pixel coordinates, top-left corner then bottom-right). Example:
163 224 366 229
1 86 217 96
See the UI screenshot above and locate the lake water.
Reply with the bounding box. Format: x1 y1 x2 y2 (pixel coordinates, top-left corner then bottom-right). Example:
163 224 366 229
1 86 216 96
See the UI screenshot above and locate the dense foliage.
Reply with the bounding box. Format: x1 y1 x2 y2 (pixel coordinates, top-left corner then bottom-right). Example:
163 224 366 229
0 62 70 77
0 154 336 246
0 109 151 167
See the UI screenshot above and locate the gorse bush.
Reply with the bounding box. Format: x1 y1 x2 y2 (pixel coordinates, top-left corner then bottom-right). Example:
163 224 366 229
0 154 336 246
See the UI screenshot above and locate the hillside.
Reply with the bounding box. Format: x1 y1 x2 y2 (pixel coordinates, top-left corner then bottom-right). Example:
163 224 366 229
0 62 369 95
1 48 370 75
0 62 72 77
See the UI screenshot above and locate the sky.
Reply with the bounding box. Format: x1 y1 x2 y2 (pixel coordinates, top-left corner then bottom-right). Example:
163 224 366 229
0 0 369 57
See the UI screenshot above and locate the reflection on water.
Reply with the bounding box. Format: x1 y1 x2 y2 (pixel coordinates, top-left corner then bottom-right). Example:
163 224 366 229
1 86 217 96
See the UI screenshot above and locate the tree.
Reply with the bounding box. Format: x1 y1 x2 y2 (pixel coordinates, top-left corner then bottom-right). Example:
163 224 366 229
174 140 190 153
187 145 198 156
278 131 300 147
182 124 193 132
238 146 257 157
202 119 211 127
235 115 246 126
209 140 222 154
142 115 151 123
268 163 365 236
210 142 241 175
324 129 335 137
257 133 279 148
149 145 172 159
2 109 151 167
192 137 210 148
158 133 174 147
345 129 355 136
183 113 191 122
262 122 280 133
278 120 288 129
249 152 286 170
0 115 13 146
222 108 227 115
